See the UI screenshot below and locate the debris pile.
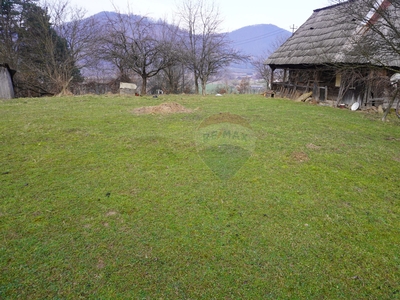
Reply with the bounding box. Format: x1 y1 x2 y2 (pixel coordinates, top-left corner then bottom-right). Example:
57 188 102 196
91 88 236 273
295 91 313 102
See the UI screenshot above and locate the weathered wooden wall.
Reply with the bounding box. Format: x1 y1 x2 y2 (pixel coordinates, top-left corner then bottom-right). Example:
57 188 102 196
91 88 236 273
272 67 392 107
0 66 14 99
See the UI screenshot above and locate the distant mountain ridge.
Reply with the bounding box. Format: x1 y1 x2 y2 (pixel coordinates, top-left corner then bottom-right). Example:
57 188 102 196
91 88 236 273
88 12 291 58
228 24 291 57
81 12 291 77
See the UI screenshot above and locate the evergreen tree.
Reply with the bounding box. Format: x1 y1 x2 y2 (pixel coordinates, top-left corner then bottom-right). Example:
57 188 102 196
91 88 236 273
1 0 82 96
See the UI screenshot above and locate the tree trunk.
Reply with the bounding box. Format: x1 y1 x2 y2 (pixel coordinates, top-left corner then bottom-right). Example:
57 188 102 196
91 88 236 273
194 71 199 94
201 79 207 96
336 83 346 107
141 75 147 95
57 76 74 97
382 88 398 121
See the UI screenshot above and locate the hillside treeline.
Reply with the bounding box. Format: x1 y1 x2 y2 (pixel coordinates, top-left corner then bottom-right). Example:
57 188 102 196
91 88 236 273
0 0 247 96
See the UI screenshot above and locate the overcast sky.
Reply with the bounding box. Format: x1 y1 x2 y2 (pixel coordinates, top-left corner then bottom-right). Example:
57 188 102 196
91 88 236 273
68 0 332 32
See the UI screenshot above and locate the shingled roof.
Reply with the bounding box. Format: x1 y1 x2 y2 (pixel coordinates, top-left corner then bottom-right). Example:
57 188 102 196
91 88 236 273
265 0 400 68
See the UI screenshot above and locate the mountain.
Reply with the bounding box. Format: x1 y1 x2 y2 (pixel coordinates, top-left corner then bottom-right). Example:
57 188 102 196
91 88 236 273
228 24 291 58
79 13 291 78
87 13 290 58
224 24 290 75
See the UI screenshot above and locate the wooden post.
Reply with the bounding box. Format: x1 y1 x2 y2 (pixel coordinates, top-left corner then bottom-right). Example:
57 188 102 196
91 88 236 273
270 67 275 90
325 86 328 101
313 70 320 100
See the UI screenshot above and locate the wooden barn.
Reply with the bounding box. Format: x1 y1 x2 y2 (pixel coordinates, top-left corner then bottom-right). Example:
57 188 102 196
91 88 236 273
265 0 400 107
0 64 15 99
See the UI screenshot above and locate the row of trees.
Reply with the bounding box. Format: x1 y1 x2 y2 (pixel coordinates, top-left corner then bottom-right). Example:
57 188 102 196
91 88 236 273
0 0 249 97
3 0 399 101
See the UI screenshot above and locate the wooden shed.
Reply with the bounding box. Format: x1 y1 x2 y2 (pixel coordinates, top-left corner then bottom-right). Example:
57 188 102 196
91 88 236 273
0 64 16 99
265 0 400 107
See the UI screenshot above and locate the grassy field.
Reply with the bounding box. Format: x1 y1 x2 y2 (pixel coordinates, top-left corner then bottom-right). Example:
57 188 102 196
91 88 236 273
1 94 399 299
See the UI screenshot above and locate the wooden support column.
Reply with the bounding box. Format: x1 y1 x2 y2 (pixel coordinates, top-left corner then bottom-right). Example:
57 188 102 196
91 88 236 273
324 86 328 101
313 70 320 100
270 67 275 90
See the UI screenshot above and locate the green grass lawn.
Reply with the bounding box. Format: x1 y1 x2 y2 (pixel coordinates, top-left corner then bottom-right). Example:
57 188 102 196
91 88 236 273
1 94 399 299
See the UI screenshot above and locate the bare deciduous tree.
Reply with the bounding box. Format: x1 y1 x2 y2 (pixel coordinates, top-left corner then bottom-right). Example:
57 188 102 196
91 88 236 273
237 77 250 94
251 36 288 89
99 11 179 95
177 0 247 95
49 1 100 78
251 53 272 88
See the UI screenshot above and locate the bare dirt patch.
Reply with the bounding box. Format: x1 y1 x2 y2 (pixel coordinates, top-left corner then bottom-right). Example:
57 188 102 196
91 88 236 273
132 102 194 115
306 143 321 150
97 258 105 269
291 151 310 162
105 211 117 217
